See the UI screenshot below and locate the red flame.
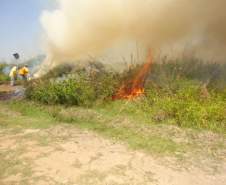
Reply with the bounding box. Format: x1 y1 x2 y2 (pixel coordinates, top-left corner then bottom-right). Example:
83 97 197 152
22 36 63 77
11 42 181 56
113 51 153 100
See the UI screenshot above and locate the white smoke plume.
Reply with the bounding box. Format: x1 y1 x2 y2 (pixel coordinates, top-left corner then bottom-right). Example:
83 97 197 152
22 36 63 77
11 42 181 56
37 0 226 75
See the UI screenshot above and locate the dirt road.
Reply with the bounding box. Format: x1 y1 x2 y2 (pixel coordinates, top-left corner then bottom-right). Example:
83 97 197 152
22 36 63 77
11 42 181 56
0 125 225 185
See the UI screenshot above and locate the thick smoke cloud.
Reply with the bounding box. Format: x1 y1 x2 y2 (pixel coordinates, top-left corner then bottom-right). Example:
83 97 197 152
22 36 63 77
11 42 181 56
38 0 226 73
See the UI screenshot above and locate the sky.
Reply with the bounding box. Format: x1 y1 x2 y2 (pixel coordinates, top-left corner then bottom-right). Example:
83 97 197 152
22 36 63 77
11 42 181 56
0 0 55 61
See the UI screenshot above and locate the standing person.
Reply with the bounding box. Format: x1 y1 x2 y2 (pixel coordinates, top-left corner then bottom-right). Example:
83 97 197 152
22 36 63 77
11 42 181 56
19 65 29 81
9 53 20 85
9 66 17 86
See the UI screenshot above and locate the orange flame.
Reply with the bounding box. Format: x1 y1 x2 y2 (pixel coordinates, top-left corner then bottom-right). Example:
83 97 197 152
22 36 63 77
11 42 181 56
113 51 153 100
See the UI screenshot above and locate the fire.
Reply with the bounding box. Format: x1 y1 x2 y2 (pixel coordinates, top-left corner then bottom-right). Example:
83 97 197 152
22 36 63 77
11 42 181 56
113 51 153 100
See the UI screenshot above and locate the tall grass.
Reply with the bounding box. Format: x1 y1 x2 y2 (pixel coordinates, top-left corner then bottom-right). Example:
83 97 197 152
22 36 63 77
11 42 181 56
148 58 226 90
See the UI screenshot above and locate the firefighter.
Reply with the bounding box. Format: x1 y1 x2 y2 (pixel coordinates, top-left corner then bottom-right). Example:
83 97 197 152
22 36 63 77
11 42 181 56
9 66 18 86
19 65 29 81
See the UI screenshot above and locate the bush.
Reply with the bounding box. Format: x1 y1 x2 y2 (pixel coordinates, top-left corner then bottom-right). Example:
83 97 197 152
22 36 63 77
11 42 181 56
26 77 95 106
26 63 121 106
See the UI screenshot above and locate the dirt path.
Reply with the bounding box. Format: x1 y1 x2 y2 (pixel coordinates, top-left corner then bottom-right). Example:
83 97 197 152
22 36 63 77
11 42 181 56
0 125 225 185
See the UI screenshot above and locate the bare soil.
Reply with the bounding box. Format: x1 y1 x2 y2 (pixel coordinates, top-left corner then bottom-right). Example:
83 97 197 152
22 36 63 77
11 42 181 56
0 125 225 185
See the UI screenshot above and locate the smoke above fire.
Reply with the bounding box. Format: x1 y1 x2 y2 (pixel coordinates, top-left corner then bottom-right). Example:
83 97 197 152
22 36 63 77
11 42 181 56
38 0 226 74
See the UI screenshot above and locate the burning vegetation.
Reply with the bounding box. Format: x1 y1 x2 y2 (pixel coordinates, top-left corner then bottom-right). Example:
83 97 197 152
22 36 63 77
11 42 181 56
113 52 152 100
24 56 226 133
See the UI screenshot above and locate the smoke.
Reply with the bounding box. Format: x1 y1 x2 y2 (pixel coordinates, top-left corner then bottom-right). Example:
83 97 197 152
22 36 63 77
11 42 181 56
37 0 226 75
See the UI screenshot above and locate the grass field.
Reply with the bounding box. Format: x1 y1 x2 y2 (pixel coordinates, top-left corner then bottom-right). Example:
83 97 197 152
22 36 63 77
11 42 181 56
1 100 225 160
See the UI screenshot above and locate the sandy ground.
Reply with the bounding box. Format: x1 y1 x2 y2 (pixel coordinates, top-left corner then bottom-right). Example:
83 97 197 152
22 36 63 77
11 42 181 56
0 125 225 185
0 84 19 92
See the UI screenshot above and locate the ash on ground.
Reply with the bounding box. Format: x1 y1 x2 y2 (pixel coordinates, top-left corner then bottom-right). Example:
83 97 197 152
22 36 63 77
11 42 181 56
0 85 25 101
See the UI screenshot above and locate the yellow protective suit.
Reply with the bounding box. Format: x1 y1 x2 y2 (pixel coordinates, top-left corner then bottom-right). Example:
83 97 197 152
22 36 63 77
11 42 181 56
9 66 17 86
9 66 17 78
19 67 29 76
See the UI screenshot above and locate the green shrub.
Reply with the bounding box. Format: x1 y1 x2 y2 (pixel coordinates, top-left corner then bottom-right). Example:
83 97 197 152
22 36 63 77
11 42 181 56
27 78 95 106
0 63 9 84
26 63 121 106
25 59 226 133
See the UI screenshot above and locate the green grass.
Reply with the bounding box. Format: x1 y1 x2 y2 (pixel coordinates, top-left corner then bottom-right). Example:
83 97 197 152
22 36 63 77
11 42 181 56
65 119 182 154
25 79 226 134
0 100 188 155
0 101 57 129
1 99 225 159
